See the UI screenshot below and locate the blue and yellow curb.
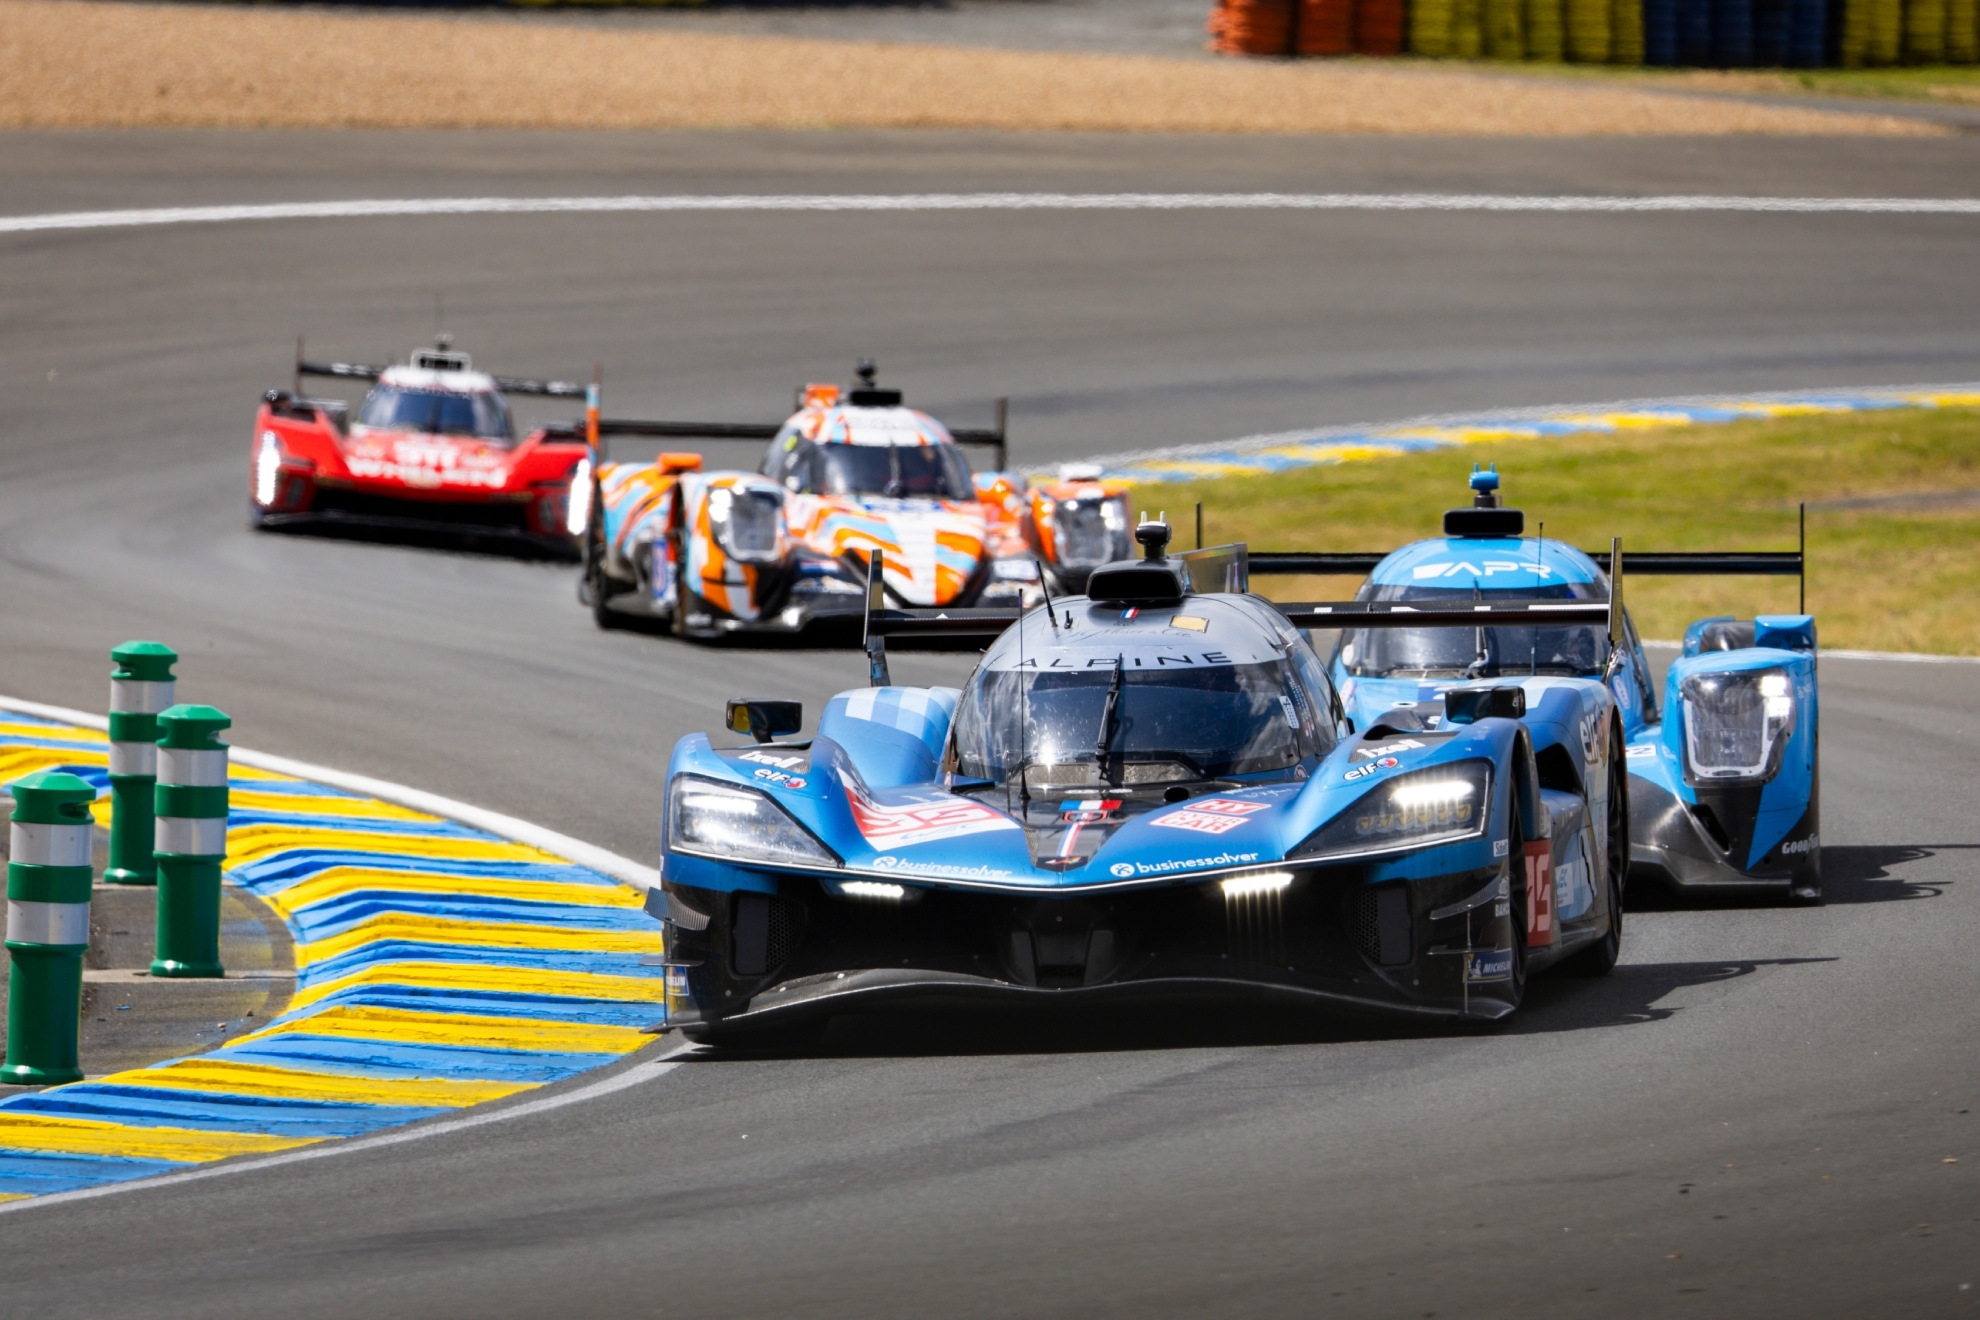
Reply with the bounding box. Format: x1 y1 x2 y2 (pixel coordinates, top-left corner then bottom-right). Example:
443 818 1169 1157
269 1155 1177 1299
1076 384 1980 485
0 712 666 1203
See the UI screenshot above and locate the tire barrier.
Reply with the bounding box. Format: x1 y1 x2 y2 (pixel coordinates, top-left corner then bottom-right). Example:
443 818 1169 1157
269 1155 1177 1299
1209 0 1420 52
0 710 665 1205
1071 385 1980 486
4 773 99 1086
1211 0 1975 62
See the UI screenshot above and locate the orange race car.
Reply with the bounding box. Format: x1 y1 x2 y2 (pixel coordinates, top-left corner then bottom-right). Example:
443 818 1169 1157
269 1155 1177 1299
575 363 1135 638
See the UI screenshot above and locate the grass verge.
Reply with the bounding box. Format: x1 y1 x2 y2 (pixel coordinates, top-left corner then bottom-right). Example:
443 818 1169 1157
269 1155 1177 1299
1149 405 1980 654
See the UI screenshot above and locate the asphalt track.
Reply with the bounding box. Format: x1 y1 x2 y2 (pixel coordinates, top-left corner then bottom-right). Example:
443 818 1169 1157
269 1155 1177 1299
1 130 1977 1316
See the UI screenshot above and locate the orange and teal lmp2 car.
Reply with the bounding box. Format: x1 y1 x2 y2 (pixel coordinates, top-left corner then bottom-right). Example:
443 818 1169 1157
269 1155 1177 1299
250 341 593 557
575 364 1136 639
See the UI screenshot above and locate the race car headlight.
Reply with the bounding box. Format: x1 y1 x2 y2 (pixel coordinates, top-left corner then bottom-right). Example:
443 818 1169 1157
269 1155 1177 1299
255 432 283 506
564 457 591 537
1289 761 1492 862
1053 495 1131 570
665 773 840 868
1680 667 1795 782
706 485 784 564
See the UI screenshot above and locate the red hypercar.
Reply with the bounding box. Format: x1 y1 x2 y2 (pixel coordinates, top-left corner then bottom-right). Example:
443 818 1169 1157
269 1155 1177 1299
249 340 593 557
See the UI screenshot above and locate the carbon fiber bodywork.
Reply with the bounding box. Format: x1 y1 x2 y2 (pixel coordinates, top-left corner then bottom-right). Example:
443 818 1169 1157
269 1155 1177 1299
656 857 1533 1038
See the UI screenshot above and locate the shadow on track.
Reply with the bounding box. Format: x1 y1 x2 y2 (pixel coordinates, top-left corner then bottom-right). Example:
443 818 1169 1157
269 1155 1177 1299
685 955 1838 1061
1628 842 1967 911
251 520 577 565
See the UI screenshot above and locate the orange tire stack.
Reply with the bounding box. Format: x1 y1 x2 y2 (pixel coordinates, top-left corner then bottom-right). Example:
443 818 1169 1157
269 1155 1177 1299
1208 0 1298 53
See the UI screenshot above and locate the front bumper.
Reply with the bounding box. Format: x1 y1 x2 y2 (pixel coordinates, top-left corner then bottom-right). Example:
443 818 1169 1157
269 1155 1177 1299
255 488 578 559
1627 774 1819 894
659 859 1521 1038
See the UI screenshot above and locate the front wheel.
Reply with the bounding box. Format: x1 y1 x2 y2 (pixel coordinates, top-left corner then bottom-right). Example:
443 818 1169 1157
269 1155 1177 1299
584 483 632 631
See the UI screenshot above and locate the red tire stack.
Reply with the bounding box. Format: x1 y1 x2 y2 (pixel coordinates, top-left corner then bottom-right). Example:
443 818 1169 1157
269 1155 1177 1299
1210 0 1411 52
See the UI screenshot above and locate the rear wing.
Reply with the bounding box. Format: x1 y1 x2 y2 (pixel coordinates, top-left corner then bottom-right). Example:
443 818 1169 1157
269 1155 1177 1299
856 543 1621 686
1247 506 1807 612
561 397 1010 471
949 398 1009 474
290 339 585 398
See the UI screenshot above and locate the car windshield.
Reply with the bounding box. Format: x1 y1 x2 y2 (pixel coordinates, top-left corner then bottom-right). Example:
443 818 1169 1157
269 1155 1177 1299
356 386 512 441
1338 582 1610 679
819 444 972 500
952 658 1320 789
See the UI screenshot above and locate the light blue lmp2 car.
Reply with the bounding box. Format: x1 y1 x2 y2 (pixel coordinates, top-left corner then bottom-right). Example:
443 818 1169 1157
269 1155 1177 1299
1255 468 1820 905
655 518 1633 1043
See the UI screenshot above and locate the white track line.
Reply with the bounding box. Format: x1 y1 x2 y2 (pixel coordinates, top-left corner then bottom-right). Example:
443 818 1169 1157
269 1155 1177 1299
4 192 1980 236
0 1052 690 1218
0 695 658 890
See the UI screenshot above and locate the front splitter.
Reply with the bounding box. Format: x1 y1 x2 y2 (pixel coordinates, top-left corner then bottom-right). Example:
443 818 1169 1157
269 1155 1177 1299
676 965 1513 1041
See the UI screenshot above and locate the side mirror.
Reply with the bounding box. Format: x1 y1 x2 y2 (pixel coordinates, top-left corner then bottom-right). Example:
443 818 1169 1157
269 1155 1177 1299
725 698 802 745
1445 686 1526 725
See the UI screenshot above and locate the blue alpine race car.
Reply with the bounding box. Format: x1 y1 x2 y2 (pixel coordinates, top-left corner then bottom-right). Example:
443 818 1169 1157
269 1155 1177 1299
1253 467 1820 905
656 516 1630 1043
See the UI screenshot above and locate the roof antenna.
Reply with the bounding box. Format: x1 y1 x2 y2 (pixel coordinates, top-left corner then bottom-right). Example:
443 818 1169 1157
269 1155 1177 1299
1532 522 1543 678
1016 592 1032 815
433 293 449 351
1036 561 1059 633
1195 502 1203 550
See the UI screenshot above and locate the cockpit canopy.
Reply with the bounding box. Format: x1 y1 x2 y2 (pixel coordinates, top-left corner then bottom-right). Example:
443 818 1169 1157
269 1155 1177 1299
356 384 513 442
761 404 974 501
949 599 1339 790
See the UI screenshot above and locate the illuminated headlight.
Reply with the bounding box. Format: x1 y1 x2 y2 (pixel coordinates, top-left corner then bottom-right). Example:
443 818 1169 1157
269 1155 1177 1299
564 457 591 537
665 774 840 868
839 880 906 901
1680 667 1796 781
254 432 283 506
991 558 1041 581
1220 870 1293 898
707 486 784 563
1053 495 1131 570
1290 761 1492 862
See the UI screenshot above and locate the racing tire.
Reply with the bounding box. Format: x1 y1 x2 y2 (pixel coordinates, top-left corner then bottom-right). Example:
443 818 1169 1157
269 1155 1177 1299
1560 722 1627 978
1503 809 1528 1013
583 482 632 632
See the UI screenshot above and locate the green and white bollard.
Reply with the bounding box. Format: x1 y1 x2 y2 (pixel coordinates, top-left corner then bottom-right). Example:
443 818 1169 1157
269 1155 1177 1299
4 771 99 1085
150 705 230 980
106 641 178 887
